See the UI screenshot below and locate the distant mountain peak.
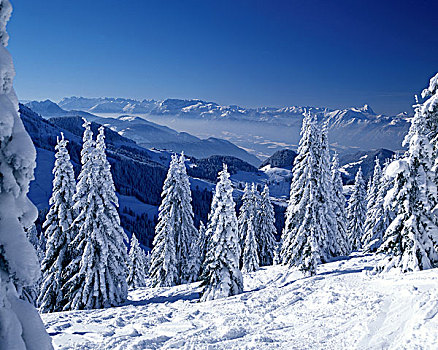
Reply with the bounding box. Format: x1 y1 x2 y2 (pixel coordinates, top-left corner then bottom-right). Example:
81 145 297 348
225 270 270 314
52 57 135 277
359 104 375 115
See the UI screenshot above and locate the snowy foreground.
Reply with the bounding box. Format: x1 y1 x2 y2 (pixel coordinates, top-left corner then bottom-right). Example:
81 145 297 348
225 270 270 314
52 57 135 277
43 254 438 349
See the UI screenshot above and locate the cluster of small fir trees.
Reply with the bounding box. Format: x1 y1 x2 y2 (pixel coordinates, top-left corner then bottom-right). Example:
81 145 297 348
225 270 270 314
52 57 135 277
150 157 278 301
280 72 438 276
346 73 438 273
38 122 148 312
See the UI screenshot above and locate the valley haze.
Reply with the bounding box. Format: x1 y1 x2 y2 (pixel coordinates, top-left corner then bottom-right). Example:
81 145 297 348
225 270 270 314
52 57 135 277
26 96 410 161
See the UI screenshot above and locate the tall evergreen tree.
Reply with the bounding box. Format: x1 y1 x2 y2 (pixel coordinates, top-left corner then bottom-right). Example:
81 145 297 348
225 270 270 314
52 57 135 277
362 158 384 250
281 113 323 275
346 167 367 251
177 153 200 283
238 183 256 268
149 155 179 287
257 185 277 266
318 122 347 257
331 152 350 254
363 160 393 252
420 73 438 211
242 214 260 273
149 153 199 286
377 82 438 272
365 158 381 213
127 233 148 289
0 1 53 346
38 133 76 312
63 122 128 310
201 165 243 301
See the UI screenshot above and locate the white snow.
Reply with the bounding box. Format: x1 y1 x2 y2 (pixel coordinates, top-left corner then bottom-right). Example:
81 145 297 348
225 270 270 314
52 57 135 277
385 159 408 179
42 253 438 349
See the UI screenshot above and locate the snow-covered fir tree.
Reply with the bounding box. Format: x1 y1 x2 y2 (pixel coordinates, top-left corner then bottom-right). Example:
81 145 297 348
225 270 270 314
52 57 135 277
377 81 438 272
242 214 260 273
365 158 381 214
237 183 257 267
0 1 53 346
127 233 148 289
318 122 347 257
200 164 243 301
281 113 327 275
362 158 383 250
38 133 76 312
149 155 179 287
177 153 200 283
346 167 367 251
149 153 199 286
257 185 277 266
362 160 394 252
420 73 438 198
63 123 128 310
331 152 350 254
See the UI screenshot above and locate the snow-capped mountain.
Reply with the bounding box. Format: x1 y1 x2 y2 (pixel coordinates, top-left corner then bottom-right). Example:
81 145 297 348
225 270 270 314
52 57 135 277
24 100 261 166
55 97 411 158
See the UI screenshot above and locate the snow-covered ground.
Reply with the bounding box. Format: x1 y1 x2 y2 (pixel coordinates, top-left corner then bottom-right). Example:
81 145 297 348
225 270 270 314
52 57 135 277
42 254 438 349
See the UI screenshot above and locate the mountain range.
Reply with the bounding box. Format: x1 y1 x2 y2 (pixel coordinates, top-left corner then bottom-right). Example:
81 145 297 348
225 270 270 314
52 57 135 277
52 97 411 158
25 100 260 166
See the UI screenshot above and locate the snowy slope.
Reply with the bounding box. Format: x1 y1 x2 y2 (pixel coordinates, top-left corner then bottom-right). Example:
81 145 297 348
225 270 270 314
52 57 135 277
42 253 438 349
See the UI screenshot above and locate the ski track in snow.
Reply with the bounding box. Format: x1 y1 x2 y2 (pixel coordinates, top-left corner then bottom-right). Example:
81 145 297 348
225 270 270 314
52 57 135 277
42 253 438 349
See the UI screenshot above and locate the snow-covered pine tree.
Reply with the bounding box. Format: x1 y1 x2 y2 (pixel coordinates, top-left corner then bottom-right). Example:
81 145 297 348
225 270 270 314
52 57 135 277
177 153 200 283
200 164 243 301
38 133 76 312
318 122 347 257
362 158 383 250
95 125 129 288
419 73 438 214
281 113 323 275
238 183 255 266
149 154 179 287
377 84 438 272
365 158 381 214
363 160 394 252
257 185 276 266
346 167 367 251
63 122 128 310
242 214 260 273
0 1 53 346
149 153 199 286
127 233 148 289
331 152 350 254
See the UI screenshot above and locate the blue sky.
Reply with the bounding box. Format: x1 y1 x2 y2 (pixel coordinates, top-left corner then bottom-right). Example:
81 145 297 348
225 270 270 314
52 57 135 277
7 0 438 115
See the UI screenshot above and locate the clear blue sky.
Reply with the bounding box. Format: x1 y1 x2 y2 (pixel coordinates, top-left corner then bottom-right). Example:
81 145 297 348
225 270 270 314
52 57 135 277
7 0 438 115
